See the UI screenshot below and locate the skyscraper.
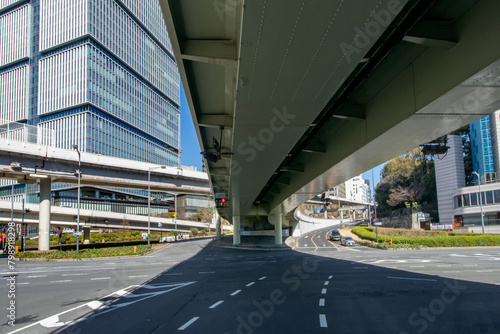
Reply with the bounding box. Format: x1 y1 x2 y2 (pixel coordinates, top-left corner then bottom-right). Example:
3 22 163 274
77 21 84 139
470 115 495 177
1 0 180 166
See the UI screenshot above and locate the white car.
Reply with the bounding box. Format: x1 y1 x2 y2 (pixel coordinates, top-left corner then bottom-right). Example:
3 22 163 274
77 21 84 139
341 236 356 246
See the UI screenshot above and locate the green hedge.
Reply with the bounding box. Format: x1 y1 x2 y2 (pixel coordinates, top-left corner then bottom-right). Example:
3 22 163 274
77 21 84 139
352 226 500 247
16 245 151 260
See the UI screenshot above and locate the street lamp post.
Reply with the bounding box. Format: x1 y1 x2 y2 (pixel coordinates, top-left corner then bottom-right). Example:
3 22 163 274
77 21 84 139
472 171 485 233
72 145 81 254
148 165 166 249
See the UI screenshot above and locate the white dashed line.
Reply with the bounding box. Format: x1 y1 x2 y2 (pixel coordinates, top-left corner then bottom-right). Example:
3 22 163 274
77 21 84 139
129 275 148 278
246 282 255 287
178 317 199 331
328 275 333 279
91 277 111 281
199 272 215 274
410 266 425 268
321 288 327 295
50 280 72 283
63 273 89 277
209 301 224 309
319 298 325 306
324 281 329 286
165 273 183 276
319 314 328 327
387 276 437 282
476 270 493 273
230 290 241 296
26 275 47 278
259 276 267 280
17 282 30 285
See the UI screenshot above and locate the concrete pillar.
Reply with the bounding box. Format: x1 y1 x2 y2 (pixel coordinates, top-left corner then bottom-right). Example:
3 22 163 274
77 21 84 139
275 212 283 245
38 178 51 251
215 213 221 240
83 226 91 244
233 216 240 246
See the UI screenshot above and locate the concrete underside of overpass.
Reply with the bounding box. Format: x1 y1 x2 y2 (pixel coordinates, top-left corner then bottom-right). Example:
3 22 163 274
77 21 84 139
160 0 500 244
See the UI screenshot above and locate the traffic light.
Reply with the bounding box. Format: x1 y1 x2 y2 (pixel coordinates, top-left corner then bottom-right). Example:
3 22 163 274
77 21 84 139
216 197 226 208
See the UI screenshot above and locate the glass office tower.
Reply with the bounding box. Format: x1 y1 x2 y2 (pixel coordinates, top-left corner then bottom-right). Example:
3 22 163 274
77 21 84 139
0 0 180 166
470 115 495 177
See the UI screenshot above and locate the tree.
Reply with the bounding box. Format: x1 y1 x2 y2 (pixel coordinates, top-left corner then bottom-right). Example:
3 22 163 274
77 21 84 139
194 207 214 235
375 148 437 211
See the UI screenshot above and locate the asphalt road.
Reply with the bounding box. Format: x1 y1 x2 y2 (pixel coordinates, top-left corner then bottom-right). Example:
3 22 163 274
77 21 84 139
1 233 500 333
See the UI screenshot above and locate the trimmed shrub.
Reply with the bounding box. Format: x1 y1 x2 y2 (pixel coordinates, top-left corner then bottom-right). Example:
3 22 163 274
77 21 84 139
352 226 500 247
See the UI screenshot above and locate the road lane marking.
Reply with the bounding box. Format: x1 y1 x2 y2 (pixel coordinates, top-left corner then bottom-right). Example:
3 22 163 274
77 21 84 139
319 314 328 328
311 234 319 251
230 290 241 296
259 276 267 280
410 266 425 268
353 267 368 269
321 288 327 295
26 275 47 278
165 273 183 276
129 275 148 278
387 276 437 282
246 282 255 287
50 280 72 283
476 270 494 273
178 317 199 331
327 239 340 250
63 273 89 277
91 277 111 281
199 272 215 274
324 281 329 286
319 298 325 306
17 282 30 285
328 275 333 279
209 301 224 309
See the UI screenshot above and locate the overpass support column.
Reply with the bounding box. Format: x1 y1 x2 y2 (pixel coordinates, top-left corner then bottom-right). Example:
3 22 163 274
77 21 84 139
215 211 221 240
232 216 240 246
83 226 91 244
275 212 283 245
38 178 51 251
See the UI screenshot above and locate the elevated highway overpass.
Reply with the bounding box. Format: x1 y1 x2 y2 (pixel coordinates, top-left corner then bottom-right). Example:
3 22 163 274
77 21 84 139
0 200 218 238
0 139 211 250
0 140 210 194
161 0 500 246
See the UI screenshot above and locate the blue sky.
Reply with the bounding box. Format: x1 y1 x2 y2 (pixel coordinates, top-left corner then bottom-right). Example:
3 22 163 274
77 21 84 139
179 85 384 188
179 83 202 170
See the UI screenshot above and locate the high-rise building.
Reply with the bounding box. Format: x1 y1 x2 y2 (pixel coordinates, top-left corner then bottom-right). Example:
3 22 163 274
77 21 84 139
470 115 495 177
1 0 180 166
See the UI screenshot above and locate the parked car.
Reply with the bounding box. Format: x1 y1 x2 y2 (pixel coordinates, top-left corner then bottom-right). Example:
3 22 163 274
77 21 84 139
329 230 341 241
341 236 356 246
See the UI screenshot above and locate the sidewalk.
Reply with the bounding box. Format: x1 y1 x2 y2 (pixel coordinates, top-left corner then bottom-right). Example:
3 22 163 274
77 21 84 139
211 234 291 250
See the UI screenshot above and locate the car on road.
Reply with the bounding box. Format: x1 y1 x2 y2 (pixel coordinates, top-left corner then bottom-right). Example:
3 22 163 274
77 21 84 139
329 230 341 241
341 236 356 246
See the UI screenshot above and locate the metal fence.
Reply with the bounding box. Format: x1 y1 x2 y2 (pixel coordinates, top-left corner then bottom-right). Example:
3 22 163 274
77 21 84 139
53 196 171 217
0 119 55 147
